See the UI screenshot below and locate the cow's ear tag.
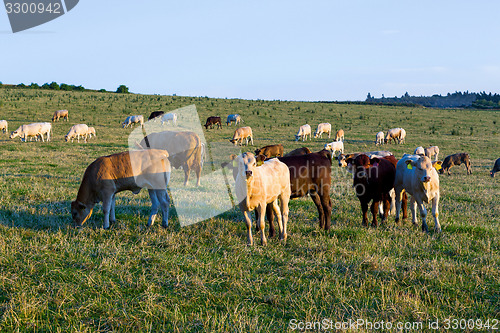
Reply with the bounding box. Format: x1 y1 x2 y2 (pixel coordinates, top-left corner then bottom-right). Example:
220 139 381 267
407 164 413 170
257 160 263 166
434 164 442 170
232 160 238 167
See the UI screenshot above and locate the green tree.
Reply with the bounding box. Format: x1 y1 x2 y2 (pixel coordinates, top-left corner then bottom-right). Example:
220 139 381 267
49 81 60 90
116 85 130 94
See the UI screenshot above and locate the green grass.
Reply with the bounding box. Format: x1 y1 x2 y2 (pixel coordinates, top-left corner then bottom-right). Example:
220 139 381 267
0 88 498 331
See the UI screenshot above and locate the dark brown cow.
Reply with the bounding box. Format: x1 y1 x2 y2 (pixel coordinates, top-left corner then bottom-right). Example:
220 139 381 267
440 153 472 175
491 158 500 177
254 144 284 158
138 131 204 186
347 154 406 227
204 116 222 129
148 111 165 121
285 147 311 157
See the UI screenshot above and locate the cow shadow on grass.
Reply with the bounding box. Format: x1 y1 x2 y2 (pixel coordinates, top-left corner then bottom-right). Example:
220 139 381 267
0 200 182 233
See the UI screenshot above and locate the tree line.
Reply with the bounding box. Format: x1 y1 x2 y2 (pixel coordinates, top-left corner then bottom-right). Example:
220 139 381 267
0 81 130 94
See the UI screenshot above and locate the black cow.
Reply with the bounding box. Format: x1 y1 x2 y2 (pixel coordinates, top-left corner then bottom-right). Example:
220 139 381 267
204 116 222 129
440 153 472 175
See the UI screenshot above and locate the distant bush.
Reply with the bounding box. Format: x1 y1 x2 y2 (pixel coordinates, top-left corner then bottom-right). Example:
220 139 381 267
116 85 130 94
17 83 26 88
29 82 40 89
99 89 107 93
49 82 60 90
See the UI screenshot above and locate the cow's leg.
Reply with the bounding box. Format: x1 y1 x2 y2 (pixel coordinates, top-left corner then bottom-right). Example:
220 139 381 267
310 192 326 229
250 135 254 145
243 210 254 246
194 163 201 187
157 189 170 228
270 200 283 241
321 193 332 230
402 191 408 219
266 203 276 238
278 195 289 241
102 194 113 229
256 204 268 246
410 196 418 226
394 188 403 224
432 194 441 232
146 189 160 227
183 164 191 186
110 194 116 226
417 199 429 233
361 200 369 226
370 200 379 227
382 194 391 222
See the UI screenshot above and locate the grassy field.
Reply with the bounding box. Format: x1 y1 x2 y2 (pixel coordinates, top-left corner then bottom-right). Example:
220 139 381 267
0 88 498 332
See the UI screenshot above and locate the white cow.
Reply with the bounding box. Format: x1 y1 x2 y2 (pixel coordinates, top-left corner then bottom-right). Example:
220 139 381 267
314 123 331 139
226 114 242 126
122 115 144 128
375 131 384 145
10 122 52 142
324 141 344 157
0 120 8 133
424 146 439 161
295 124 311 142
414 146 425 155
66 124 89 143
161 113 178 126
394 154 441 233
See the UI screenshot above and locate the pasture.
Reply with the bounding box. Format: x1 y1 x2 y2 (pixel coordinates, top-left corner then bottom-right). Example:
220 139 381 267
0 88 498 331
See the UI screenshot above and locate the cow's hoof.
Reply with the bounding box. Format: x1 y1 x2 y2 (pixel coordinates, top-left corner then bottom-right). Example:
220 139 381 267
162 222 168 228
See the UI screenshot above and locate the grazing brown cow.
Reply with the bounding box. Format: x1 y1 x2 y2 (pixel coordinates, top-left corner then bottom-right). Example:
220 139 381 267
338 151 393 173
347 154 404 227
284 147 311 157
254 144 284 158
440 153 472 175
138 131 204 186
71 149 171 229
335 129 344 142
204 116 222 129
230 126 253 146
52 109 69 122
148 111 165 121
491 158 500 177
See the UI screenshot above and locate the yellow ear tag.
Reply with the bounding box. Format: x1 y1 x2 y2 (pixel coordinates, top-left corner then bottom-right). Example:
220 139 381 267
434 164 442 170
407 164 413 170
232 160 238 167
257 160 263 166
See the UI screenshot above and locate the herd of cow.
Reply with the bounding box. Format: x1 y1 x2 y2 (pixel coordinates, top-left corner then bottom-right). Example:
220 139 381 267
2 108 499 246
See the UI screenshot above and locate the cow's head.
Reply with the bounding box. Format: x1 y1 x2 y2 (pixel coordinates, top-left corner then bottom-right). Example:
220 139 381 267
70 200 93 227
406 156 435 183
229 139 237 145
491 171 496 178
352 154 372 178
254 148 262 156
9 131 19 139
235 152 265 180
64 135 70 142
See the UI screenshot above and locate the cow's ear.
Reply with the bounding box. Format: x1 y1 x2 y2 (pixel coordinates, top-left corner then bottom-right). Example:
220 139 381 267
229 154 237 161
405 159 415 169
256 154 266 166
370 157 380 165
345 157 353 165
77 201 86 210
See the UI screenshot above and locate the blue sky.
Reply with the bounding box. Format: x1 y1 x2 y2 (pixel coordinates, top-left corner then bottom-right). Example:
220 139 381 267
1 0 499 101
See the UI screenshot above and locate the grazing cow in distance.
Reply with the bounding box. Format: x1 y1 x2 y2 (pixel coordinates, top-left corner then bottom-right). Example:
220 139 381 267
52 109 69 122
284 147 311 157
347 154 402 227
385 128 406 144
10 122 52 142
314 123 331 139
226 114 242 126
414 146 425 155
122 115 144 128
424 146 440 161
0 120 8 133
71 149 171 229
148 111 165 121
324 141 344 157
295 124 311 142
335 129 344 142
230 126 253 146
204 116 222 129
440 153 472 175
375 131 384 145
138 131 204 186
232 152 291 246
161 113 177 126
255 144 284 158
395 154 441 233
66 124 89 143
490 158 500 177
